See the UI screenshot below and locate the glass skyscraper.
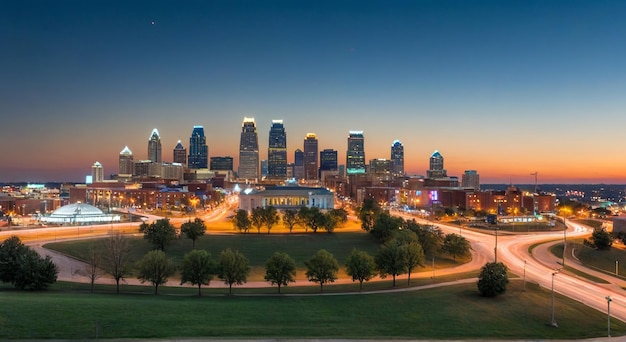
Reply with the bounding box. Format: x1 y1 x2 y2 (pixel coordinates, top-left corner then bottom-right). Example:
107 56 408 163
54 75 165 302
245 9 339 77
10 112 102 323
268 120 287 178
118 146 133 177
319 148 338 178
303 133 318 180
188 126 208 169
294 149 304 180
390 140 404 176
173 140 187 166
148 128 162 163
346 131 365 174
238 117 259 180
427 150 447 178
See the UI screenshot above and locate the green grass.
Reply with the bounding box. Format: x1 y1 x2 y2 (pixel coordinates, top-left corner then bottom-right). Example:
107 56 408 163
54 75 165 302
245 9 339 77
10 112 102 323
573 241 626 278
0 280 623 339
44 232 467 281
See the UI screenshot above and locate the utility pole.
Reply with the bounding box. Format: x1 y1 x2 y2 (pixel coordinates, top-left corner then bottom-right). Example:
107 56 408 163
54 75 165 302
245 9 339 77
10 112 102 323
606 296 612 337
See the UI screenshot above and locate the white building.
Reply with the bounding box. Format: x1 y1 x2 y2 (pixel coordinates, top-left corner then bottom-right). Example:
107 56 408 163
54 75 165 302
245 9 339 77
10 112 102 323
239 185 334 212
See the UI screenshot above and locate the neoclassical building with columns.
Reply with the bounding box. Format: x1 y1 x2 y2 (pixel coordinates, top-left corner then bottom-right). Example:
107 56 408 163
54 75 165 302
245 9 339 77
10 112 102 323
238 185 335 212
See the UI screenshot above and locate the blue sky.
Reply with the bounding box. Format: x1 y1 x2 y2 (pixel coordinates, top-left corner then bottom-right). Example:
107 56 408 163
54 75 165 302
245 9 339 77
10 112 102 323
2 0 626 183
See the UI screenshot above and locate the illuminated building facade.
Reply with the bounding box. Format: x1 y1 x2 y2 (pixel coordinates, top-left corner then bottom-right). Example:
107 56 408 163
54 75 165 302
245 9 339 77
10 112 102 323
304 133 318 180
346 131 366 174
210 156 234 171
390 140 404 176
173 141 187 166
91 161 104 183
426 150 446 179
238 117 259 180
118 146 133 178
461 170 480 190
148 128 162 163
188 126 208 169
294 149 304 180
268 120 287 178
239 185 334 212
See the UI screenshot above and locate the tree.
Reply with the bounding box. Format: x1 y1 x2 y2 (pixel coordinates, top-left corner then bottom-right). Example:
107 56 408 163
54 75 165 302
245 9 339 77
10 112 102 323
375 241 407 287
180 218 206 249
180 249 214 296
0 235 28 284
251 207 265 234
345 249 377 290
77 244 105 293
137 250 176 295
264 206 279 234
12 249 58 290
330 208 348 227
477 262 509 297
370 212 403 243
358 198 382 232
442 233 471 261
305 249 339 292
217 248 249 295
585 228 613 250
299 206 325 233
282 209 298 233
264 252 297 293
139 218 177 251
102 233 132 294
233 209 251 233
402 241 425 285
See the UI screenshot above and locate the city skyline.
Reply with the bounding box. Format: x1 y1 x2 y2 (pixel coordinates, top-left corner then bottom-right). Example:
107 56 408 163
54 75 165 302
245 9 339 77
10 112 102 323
3 1 626 184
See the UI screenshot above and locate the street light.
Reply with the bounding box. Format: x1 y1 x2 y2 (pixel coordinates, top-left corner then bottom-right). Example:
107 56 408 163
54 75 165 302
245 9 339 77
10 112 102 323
549 269 561 327
606 295 612 337
523 260 527 291
494 225 499 263
562 216 567 267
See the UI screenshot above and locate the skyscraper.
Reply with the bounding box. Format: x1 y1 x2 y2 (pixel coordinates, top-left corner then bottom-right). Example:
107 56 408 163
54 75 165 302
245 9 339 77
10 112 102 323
346 131 365 174
188 126 208 169
294 149 304 180
303 133 318 180
238 117 259 180
268 120 287 178
319 148 338 178
91 161 104 183
118 146 133 177
147 128 162 163
462 170 480 190
173 140 187 166
210 156 234 171
391 140 404 177
427 150 447 179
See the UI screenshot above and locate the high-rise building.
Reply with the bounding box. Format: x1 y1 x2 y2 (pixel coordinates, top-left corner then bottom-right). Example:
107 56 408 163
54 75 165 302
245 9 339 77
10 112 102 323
173 140 186 166
238 117 259 180
294 149 305 180
210 156 234 171
148 128 162 163
426 150 447 179
346 131 366 174
118 146 134 177
91 161 104 183
319 149 338 179
462 170 480 190
188 126 208 169
391 140 404 177
268 120 287 178
261 159 269 178
303 133 318 180
369 158 394 183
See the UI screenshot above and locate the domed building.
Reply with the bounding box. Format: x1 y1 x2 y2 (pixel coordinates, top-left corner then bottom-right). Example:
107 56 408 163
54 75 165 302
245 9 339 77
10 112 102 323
41 202 120 224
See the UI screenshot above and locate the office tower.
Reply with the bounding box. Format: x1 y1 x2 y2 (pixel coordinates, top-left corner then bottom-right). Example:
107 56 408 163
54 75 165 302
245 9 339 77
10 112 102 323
148 128 162 163
303 133 318 180
462 170 480 190
188 126 208 169
320 149 338 172
268 120 287 178
369 158 394 183
294 149 305 180
91 161 104 183
238 117 259 180
391 140 404 176
118 146 134 177
346 131 366 174
210 156 234 171
426 150 447 178
173 140 186 166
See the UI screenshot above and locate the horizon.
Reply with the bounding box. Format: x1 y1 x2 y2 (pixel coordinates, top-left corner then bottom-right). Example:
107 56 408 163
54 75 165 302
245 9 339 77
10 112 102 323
3 1 626 184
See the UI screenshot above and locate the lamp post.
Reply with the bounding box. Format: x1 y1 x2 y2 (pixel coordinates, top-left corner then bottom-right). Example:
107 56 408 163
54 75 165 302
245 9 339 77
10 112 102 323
606 296 612 337
494 225 499 263
550 269 560 327
616 260 619 276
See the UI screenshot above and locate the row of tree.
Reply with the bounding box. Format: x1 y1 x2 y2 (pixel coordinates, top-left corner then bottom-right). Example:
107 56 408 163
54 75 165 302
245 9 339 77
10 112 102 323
139 218 206 251
232 206 348 234
0 236 58 290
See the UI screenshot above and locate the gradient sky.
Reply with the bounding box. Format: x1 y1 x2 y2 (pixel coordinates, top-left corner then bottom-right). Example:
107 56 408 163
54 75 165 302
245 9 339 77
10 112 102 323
2 0 626 184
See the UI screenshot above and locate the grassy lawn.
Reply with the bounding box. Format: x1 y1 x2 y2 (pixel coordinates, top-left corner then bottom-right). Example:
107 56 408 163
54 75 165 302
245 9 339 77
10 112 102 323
572 240 626 278
0 280 623 339
44 232 467 281
574 219 604 230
